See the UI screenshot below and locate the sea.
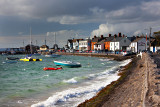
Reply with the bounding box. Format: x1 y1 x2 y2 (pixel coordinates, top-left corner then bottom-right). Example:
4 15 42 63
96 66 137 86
0 54 131 107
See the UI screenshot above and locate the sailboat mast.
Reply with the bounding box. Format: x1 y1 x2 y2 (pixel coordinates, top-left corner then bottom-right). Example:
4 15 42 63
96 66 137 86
30 27 32 54
55 32 56 45
45 35 46 45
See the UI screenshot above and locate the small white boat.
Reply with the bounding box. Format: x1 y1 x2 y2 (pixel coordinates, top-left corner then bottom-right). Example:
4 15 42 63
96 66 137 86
54 60 81 68
45 54 61 58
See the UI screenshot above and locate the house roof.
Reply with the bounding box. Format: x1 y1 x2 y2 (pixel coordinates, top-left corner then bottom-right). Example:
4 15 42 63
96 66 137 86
104 36 114 42
132 37 144 42
127 37 136 42
67 39 73 43
73 39 83 42
95 39 106 45
111 37 124 42
92 37 101 42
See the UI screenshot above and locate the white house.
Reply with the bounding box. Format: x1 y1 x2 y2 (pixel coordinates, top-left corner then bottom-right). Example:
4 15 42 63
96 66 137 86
79 39 91 51
72 39 83 50
110 37 131 51
129 37 148 53
94 39 105 51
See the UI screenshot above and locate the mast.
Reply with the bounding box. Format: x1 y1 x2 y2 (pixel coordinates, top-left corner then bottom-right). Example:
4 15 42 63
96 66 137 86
55 32 56 45
30 27 32 54
45 35 46 45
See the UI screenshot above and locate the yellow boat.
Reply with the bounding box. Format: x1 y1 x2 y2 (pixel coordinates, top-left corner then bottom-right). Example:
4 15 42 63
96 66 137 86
20 58 42 61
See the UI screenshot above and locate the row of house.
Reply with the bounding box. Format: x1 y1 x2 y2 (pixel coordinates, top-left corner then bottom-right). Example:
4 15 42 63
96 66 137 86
66 32 154 53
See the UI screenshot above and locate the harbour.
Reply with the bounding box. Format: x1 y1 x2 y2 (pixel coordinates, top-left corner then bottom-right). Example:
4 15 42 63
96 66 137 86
0 54 131 107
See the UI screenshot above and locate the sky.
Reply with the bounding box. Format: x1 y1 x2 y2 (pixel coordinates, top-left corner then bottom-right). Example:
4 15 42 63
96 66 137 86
0 0 160 48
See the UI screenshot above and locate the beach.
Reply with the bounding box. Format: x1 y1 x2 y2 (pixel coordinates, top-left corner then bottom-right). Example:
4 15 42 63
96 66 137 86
78 53 160 107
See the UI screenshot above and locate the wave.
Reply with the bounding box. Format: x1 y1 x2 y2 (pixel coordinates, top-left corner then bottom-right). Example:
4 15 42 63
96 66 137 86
62 77 78 84
31 74 119 107
31 59 132 107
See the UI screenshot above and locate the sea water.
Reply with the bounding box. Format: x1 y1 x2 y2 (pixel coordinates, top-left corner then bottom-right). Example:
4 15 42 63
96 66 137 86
0 54 131 107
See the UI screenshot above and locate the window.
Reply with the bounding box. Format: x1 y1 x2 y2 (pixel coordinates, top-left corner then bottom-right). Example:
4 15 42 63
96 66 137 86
124 40 126 43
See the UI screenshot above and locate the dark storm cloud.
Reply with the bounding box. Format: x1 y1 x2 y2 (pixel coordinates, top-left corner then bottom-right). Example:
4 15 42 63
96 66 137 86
0 0 160 48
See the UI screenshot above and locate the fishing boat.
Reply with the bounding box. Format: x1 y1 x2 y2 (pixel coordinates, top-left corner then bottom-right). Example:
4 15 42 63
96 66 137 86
54 60 81 68
45 54 61 58
43 67 62 70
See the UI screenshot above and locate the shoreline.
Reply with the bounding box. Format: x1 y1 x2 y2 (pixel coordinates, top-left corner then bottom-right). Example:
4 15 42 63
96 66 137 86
57 52 135 61
57 52 137 106
77 53 160 107
78 55 137 107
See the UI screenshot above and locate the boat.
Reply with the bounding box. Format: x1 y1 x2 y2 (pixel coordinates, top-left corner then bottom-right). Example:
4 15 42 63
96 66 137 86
20 28 42 62
43 67 62 70
45 54 61 58
6 57 19 60
53 60 81 68
20 55 42 62
3 60 17 64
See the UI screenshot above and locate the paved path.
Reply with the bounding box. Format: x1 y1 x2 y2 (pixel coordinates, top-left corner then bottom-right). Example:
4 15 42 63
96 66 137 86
102 53 160 107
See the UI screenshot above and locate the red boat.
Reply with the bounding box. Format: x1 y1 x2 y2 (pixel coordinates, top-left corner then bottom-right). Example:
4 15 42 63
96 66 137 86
43 67 62 71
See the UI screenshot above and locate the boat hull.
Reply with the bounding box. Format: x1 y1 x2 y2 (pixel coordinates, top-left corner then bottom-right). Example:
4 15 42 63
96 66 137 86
54 61 81 68
43 67 62 70
20 59 42 61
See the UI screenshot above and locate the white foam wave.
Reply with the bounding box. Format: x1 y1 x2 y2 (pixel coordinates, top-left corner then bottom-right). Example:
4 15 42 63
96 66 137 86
119 59 132 67
63 77 78 84
31 74 119 107
99 58 110 61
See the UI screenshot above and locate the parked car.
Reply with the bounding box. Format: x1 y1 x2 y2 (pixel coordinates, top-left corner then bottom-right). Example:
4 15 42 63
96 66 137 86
157 50 160 54
124 52 136 56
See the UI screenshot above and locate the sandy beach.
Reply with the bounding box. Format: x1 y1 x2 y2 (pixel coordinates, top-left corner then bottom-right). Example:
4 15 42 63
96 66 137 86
78 53 160 107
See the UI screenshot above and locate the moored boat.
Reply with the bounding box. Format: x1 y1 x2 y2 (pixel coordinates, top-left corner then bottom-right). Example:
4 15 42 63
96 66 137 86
6 57 19 60
20 55 42 62
53 60 81 68
43 67 62 70
45 54 61 58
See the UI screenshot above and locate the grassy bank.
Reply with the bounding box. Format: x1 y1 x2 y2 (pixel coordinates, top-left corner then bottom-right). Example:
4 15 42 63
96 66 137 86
78 57 138 107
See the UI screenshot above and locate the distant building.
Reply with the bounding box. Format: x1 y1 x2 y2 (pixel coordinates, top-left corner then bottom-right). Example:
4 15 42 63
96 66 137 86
110 37 131 51
91 35 105 50
94 39 105 51
25 44 37 53
66 39 73 50
129 37 148 53
104 34 114 51
79 38 91 51
40 45 49 51
73 39 83 50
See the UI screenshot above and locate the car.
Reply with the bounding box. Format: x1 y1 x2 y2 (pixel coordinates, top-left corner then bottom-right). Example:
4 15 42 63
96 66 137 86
157 50 160 54
124 52 136 56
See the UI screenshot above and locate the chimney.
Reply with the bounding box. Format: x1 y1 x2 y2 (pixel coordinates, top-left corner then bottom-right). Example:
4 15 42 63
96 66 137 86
100 35 103 38
108 34 111 37
136 36 139 39
118 32 121 37
114 34 117 38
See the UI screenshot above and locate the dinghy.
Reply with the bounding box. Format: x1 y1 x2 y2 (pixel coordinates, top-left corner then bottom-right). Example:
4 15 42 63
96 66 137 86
43 67 62 70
